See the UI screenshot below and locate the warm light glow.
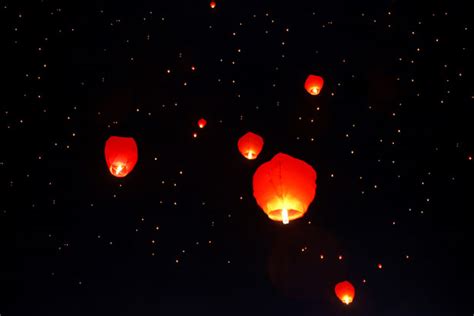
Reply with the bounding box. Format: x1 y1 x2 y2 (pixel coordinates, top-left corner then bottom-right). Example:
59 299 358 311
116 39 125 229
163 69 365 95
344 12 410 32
310 87 319 95
246 151 255 159
342 295 353 305
281 208 289 224
210 1 216 8
110 162 126 177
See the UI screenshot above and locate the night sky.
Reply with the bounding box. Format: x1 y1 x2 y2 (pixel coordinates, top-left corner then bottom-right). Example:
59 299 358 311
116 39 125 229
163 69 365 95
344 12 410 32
2 0 473 315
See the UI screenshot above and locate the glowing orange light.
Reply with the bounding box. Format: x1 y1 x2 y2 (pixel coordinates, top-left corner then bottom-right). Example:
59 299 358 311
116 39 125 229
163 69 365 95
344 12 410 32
210 1 216 9
253 153 317 224
238 132 264 160
104 136 138 178
378 263 383 269
193 132 198 138
304 74 324 95
335 281 355 305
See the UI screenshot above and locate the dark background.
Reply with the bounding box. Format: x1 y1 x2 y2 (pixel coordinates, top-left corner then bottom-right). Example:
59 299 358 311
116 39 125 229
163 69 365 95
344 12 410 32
1 0 473 315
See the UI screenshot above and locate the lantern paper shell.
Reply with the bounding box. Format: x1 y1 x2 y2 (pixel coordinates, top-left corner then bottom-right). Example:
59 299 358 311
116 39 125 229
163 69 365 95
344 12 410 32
304 75 324 95
252 153 317 224
210 1 216 8
104 136 138 178
335 281 355 305
238 132 264 160
198 118 207 128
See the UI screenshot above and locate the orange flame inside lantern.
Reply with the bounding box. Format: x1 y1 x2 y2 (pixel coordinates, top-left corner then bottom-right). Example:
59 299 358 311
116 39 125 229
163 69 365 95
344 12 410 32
238 132 264 160
253 153 317 224
304 74 324 95
104 136 138 178
198 118 207 128
335 281 355 305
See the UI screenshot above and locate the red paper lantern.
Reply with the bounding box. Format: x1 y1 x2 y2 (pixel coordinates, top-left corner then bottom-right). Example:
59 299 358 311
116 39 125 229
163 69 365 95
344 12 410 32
253 153 317 224
335 281 355 305
104 136 138 178
210 1 216 9
198 118 207 128
238 132 264 160
304 74 324 95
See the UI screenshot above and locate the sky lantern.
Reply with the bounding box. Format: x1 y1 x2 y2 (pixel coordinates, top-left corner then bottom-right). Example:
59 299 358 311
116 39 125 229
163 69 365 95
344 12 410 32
198 118 207 128
252 153 317 224
210 1 216 9
304 74 324 95
238 132 264 160
335 281 355 305
104 136 138 178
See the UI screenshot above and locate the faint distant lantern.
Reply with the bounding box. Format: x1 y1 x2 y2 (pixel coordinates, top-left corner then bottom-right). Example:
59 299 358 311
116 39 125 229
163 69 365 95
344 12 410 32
253 153 317 224
335 281 355 305
238 132 264 160
304 74 324 95
104 136 138 178
210 1 216 8
198 118 207 128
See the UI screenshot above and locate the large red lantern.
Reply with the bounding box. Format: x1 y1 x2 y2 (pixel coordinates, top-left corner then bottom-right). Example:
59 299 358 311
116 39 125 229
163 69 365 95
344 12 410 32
198 118 207 128
210 1 216 9
335 281 355 305
304 74 324 95
104 136 138 178
238 132 264 160
252 153 317 224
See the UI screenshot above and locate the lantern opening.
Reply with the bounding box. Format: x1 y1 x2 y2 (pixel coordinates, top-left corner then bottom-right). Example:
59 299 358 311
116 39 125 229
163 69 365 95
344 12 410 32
342 295 353 305
310 87 319 95
110 162 128 177
246 150 256 160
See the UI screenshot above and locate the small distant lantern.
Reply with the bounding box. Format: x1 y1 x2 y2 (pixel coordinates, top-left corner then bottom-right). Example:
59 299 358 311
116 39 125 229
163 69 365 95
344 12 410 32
304 74 324 95
335 281 355 305
198 118 207 128
238 132 264 160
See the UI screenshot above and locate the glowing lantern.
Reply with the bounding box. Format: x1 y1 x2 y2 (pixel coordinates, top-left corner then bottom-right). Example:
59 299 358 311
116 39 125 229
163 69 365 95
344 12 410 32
210 1 216 8
304 74 324 95
238 132 264 160
198 118 207 128
335 281 355 305
104 136 138 178
253 153 317 224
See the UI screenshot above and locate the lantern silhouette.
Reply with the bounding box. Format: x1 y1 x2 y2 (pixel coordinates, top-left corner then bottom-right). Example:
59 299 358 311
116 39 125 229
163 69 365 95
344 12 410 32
253 153 317 224
304 74 324 95
210 1 216 9
335 281 355 305
198 118 207 128
238 132 264 160
104 136 138 178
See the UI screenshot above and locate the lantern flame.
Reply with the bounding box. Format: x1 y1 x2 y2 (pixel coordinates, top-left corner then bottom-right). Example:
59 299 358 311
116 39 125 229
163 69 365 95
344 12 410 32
281 208 289 224
247 151 255 160
110 162 126 177
342 295 353 305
